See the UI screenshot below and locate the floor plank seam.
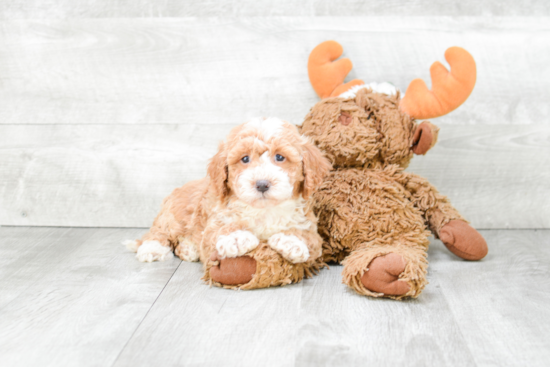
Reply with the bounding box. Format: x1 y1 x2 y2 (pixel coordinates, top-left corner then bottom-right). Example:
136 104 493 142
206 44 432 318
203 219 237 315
109 259 183 367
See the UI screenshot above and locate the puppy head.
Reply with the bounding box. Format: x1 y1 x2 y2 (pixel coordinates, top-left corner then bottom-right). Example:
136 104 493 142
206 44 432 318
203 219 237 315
207 117 331 208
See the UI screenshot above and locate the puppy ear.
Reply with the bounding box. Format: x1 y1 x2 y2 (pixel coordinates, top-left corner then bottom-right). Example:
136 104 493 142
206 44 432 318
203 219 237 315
411 121 440 155
207 142 229 200
302 138 332 199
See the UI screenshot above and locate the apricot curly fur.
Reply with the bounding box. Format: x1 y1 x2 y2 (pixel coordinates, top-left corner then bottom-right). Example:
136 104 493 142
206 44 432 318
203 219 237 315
134 119 331 291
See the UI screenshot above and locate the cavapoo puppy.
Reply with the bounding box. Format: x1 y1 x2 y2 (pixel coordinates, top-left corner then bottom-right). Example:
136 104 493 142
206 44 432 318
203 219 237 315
124 117 331 289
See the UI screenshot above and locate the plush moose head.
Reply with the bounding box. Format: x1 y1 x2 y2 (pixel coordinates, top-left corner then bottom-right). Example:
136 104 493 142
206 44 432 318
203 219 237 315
301 41 476 169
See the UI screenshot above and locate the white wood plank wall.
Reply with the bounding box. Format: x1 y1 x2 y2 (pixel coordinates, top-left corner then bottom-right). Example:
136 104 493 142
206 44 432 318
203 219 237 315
0 1 549 18
0 9 548 228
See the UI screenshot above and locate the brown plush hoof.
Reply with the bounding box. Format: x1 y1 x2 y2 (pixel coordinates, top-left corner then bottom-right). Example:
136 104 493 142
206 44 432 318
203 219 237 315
209 251 257 286
361 253 410 296
439 220 488 261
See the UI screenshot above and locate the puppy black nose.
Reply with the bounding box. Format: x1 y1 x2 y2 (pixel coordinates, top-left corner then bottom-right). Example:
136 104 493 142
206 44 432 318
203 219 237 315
255 180 270 193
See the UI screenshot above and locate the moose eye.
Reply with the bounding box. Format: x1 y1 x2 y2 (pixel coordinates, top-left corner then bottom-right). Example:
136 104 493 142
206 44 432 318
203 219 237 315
241 156 250 163
275 154 285 162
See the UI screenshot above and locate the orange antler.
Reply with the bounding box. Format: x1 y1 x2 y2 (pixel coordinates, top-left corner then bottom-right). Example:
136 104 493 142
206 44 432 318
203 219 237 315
308 41 364 99
400 47 476 119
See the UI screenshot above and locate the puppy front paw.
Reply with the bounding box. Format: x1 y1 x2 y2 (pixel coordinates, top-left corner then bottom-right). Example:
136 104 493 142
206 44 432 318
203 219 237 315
216 230 259 258
268 234 309 263
136 240 173 262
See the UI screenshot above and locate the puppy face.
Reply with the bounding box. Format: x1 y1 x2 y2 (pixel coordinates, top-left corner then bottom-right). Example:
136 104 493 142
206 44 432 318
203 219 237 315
208 117 331 208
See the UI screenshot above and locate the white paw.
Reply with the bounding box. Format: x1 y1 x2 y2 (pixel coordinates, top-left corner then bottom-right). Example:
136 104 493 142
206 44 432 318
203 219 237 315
123 240 140 253
216 230 259 258
268 234 309 263
177 238 200 262
136 240 173 262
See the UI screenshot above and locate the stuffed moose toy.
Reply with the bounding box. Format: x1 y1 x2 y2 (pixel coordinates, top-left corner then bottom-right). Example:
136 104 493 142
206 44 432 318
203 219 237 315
300 41 488 299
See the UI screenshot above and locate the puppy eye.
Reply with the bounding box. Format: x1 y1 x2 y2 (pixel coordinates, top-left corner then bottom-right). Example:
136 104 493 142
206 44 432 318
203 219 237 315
275 154 285 162
241 156 250 164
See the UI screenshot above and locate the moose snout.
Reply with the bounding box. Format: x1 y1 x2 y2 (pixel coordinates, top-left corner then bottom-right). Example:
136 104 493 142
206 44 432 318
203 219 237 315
255 180 271 193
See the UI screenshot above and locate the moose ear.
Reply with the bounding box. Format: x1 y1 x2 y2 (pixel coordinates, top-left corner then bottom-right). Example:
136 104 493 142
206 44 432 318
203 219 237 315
411 121 440 155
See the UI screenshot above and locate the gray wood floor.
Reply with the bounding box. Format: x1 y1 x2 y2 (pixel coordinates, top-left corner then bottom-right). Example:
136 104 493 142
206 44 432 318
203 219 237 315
0 226 548 367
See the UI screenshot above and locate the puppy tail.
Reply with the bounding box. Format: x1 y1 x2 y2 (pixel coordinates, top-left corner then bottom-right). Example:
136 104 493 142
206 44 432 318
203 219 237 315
123 239 142 253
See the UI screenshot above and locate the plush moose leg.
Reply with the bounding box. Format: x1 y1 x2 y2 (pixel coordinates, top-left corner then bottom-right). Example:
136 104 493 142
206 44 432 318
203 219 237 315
208 252 257 286
438 220 487 260
401 172 488 261
341 236 429 300
205 243 324 290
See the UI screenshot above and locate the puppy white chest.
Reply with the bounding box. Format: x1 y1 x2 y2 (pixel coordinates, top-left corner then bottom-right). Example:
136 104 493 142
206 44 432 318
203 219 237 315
227 199 313 240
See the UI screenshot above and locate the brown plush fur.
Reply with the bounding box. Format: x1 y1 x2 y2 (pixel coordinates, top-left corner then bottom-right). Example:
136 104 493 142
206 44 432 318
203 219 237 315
301 88 485 300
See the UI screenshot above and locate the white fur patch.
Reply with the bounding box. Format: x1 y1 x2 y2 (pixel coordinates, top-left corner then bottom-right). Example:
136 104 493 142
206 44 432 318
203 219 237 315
338 82 399 99
245 117 285 140
123 239 140 253
224 198 314 241
236 151 294 204
177 237 200 262
268 233 310 263
216 230 260 258
136 240 173 263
